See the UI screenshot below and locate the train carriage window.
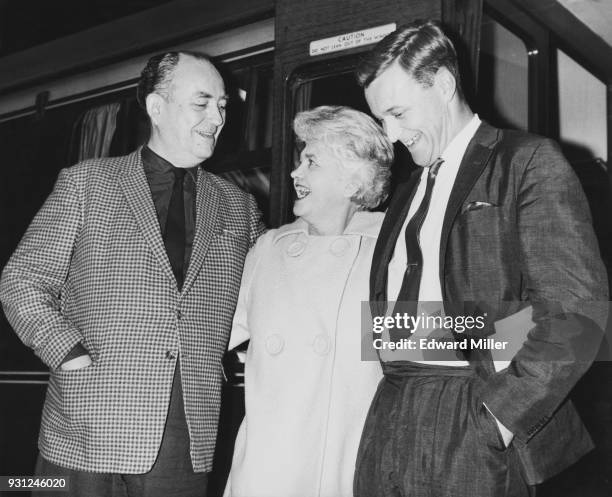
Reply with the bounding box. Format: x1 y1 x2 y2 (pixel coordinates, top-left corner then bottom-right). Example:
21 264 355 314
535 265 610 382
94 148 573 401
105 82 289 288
205 57 273 222
0 100 100 372
478 13 529 131
290 61 371 190
556 49 607 166
555 49 610 278
293 69 369 114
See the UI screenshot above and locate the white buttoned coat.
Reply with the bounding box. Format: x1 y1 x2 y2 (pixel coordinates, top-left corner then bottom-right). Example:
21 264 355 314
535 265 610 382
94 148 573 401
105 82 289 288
224 211 384 497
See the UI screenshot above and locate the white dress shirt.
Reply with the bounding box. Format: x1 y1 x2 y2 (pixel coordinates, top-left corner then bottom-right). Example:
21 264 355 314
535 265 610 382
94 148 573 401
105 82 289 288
385 114 481 366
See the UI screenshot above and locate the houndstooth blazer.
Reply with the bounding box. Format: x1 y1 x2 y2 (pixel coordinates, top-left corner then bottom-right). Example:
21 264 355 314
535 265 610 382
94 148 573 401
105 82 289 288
0 149 264 473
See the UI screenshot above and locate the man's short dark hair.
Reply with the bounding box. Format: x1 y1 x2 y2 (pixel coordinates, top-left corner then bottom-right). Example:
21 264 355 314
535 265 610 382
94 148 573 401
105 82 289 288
136 51 212 109
356 20 463 98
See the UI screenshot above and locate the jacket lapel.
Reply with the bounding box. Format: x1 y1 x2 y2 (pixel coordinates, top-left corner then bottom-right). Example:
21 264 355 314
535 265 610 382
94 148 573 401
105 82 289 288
119 149 176 287
370 170 421 315
439 122 499 294
181 169 221 296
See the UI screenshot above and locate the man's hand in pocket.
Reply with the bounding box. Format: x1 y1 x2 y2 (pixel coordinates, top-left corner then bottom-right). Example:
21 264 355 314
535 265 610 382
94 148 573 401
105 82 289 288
60 354 93 371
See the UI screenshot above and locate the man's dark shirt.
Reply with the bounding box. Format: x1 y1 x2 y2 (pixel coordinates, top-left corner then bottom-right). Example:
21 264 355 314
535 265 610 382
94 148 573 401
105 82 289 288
62 146 198 364
141 145 198 272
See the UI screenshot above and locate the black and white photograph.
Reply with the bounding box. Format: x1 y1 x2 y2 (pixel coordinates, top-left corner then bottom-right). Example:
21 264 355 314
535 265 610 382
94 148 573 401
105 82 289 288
0 1 611 496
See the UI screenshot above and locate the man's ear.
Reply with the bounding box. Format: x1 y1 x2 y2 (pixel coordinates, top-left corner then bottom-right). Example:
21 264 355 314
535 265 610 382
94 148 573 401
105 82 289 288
434 67 457 103
145 93 164 126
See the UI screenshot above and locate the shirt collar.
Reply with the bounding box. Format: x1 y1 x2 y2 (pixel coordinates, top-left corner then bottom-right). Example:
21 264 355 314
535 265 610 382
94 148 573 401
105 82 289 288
272 211 383 243
141 145 198 181
439 114 481 167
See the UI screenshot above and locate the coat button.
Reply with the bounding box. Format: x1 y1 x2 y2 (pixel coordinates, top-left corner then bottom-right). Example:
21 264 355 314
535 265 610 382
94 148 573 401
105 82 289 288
176 309 182 320
265 334 284 355
313 334 330 355
165 350 177 360
330 238 349 256
286 241 306 257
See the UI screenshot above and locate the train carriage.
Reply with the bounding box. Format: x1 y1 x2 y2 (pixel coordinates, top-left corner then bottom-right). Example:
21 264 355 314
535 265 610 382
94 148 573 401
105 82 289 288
0 1 610 495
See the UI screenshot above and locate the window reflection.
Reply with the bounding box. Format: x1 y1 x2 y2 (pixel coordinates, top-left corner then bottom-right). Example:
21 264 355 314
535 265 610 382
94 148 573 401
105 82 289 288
290 64 414 197
557 50 607 165
478 14 528 130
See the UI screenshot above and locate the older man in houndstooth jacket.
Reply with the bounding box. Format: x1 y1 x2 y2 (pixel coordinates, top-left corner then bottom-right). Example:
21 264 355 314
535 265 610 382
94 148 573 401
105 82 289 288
0 51 264 497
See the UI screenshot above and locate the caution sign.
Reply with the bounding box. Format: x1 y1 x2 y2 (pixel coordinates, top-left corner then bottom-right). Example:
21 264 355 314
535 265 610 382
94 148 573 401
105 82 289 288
309 23 397 56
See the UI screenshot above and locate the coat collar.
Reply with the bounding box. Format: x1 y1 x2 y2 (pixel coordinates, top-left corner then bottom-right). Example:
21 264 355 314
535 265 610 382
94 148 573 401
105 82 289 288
119 149 176 288
183 169 221 295
118 147 221 296
439 121 500 287
272 210 383 243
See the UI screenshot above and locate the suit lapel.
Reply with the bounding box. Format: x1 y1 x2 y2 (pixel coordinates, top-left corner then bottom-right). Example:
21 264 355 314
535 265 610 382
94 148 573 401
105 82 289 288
119 149 177 287
370 170 421 315
439 122 499 294
181 169 221 296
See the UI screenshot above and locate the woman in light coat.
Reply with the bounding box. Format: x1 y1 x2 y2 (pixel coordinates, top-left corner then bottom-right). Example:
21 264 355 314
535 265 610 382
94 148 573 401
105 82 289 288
224 105 394 497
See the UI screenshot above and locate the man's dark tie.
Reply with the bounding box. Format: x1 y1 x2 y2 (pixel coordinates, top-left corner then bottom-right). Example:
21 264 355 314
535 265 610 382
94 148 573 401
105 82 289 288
164 167 186 291
390 158 444 342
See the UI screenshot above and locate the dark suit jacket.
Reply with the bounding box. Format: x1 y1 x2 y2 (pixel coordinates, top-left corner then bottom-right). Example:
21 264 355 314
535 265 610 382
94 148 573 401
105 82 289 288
370 121 608 484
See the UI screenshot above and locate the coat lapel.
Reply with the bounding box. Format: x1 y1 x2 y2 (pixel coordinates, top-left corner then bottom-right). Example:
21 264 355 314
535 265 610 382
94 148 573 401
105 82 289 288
370 171 421 315
119 149 176 287
439 122 499 293
181 169 221 296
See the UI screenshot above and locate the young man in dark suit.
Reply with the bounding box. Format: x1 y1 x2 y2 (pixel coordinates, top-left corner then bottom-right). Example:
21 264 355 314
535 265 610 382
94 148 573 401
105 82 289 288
0 52 264 496
355 20 608 497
